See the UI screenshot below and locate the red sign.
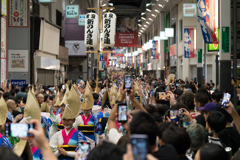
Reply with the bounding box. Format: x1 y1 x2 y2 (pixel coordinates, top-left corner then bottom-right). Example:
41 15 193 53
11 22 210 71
170 44 176 57
156 41 159 59
115 32 139 47
142 45 145 51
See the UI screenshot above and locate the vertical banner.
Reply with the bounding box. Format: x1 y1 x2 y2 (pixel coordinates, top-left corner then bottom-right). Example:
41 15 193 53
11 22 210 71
84 13 99 47
198 49 203 63
115 17 138 47
9 0 29 27
137 54 140 67
102 12 117 48
170 44 176 57
152 40 156 59
197 0 218 44
156 41 159 59
184 28 195 58
1 17 7 87
100 53 103 61
1 0 7 16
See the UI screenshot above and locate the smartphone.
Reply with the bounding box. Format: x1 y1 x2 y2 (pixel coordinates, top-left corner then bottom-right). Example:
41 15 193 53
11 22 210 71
7 80 10 87
5 123 34 137
169 110 179 123
124 75 131 91
222 93 231 107
135 96 140 103
78 142 91 160
150 90 153 97
131 134 148 160
117 103 128 123
157 92 167 100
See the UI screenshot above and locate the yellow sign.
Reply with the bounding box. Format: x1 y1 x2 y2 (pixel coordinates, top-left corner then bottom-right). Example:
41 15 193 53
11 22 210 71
1 0 7 16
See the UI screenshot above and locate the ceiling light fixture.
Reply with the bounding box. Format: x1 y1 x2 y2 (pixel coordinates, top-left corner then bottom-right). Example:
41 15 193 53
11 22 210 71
138 24 142 26
151 14 156 17
103 9 106 12
141 12 145 15
102 4 106 6
146 3 151 7
158 4 163 7
109 3 113 6
144 25 147 27
146 21 150 24
138 19 141 22
141 17 146 20
146 9 151 12
149 18 153 21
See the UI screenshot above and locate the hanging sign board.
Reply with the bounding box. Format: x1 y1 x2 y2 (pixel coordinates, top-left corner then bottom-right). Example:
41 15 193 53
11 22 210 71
84 13 99 47
78 14 86 26
1 0 7 16
198 49 202 63
222 27 230 53
9 0 29 27
1 17 7 58
102 12 117 48
184 28 195 58
66 5 79 19
183 3 197 17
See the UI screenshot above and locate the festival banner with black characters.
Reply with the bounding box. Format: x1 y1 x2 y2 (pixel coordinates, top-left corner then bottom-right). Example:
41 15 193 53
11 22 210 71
184 28 195 58
115 17 138 47
9 0 29 27
102 12 116 48
84 13 99 47
197 0 218 44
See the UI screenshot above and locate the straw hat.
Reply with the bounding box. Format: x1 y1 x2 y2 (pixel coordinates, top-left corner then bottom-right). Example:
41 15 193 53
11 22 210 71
54 91 61 107
62 86 81 119
13 140 33 160
134 81 139 95
41 102 50 113
60 84 70 106
110 86 117 106
101 90 111 109
167 74 175 84
23 89 41 123
0 96 8 126
82 84 94 110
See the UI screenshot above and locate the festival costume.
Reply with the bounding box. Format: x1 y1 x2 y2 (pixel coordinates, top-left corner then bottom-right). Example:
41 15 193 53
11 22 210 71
74 84 102 144
50 85 87 160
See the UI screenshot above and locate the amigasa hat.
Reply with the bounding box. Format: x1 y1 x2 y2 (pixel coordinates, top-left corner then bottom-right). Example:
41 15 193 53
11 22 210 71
54 91 61 107
0 96 8 126
82 84 94 110
62 86 81 119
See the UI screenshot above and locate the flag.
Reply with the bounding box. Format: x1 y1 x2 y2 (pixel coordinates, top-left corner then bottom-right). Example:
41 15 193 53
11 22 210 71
184 28 195 58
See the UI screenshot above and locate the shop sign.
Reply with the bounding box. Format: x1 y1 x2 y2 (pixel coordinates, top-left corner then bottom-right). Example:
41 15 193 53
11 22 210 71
1 59 6 87
58 46 69 65
65 41 86 56
66 5 79 18
147 63 152 70
8 50 28 72
102 12 117 48
1 0 7 16
183 3 197 17
222 27 230 53
84 13 99 47
9 0 29 27
170 44 176 57
1 17 7 58
11 79 26 87
78 14 86 26
208 28 219 51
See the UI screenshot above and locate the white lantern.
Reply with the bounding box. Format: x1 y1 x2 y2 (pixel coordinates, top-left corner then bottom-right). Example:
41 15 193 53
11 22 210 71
102 12 117 48
84 13 99 47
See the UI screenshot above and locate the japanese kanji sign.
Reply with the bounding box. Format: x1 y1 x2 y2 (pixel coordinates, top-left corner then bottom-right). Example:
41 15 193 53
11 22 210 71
102 12 116 48
84 13 99 47
1 17 7 58
9 0 29 27
66 5 79 19
8 50 28 72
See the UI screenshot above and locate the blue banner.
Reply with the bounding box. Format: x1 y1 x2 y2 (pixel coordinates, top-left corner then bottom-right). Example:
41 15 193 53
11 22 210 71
197 0 218 44
152 40 156 59
11 80 26 87
137 54 140 67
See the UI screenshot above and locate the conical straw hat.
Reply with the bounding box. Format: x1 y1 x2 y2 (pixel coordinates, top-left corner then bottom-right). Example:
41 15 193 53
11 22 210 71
41 102 50 113
62 86 81 119
134 81 139 95
14 140 33 160
82 84 94 110
110 86 118 106
23 89 41 123
101 90 110 108
54 91 61 106
60 85 70 106
0 96 8 125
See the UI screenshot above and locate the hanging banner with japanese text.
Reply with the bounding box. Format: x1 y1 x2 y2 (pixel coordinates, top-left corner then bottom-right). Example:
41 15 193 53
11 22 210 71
137 54 140 67
197 0 218 44
84 13 99 47
184 28 195 58
152 40 156 59
115 17 138 47
102 12 116 48
9 0 29 27
130 56 132 67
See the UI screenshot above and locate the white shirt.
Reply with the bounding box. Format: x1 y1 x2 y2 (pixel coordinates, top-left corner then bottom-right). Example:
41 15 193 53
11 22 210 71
50 127 77 158
108 128 123 144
